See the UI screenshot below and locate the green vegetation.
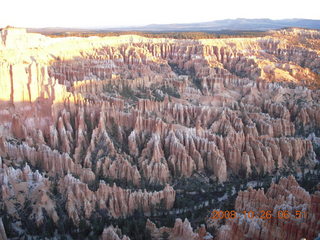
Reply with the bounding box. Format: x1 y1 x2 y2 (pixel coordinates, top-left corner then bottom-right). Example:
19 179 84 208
162 232 170 239
193 78 203 91
154 86 181 101
120 85 138 102
39 30 268 39
161 86 180 98
102 84 116 94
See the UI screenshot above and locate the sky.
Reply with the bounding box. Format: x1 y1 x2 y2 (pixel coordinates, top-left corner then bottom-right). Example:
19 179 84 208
1 0 319 28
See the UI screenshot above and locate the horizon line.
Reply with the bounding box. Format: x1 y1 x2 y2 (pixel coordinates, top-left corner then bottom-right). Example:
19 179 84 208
4 17 320 30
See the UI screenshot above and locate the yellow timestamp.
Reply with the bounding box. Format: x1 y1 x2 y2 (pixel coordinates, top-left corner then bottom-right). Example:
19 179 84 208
210 210 308 220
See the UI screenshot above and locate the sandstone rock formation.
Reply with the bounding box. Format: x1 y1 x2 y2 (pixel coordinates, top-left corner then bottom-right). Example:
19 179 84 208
216 176 320 240
146 218 213 240
0 160 59 226
0 26 319 238
101 226 130 240
58 174 175 223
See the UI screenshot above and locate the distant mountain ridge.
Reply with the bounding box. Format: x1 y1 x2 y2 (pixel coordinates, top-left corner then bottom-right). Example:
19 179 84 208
27 18 320 34
112 18 320 31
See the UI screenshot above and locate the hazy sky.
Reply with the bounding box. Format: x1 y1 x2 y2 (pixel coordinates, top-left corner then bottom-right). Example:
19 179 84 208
1 0 319 28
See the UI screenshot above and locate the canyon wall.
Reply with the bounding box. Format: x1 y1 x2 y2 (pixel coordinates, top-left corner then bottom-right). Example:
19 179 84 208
0 27 319 238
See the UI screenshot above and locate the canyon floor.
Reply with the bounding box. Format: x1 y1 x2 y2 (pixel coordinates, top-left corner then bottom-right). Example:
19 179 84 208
0 27 319 240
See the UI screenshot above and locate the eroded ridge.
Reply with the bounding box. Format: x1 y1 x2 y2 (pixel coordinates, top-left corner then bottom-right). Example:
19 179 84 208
0 27 319 239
